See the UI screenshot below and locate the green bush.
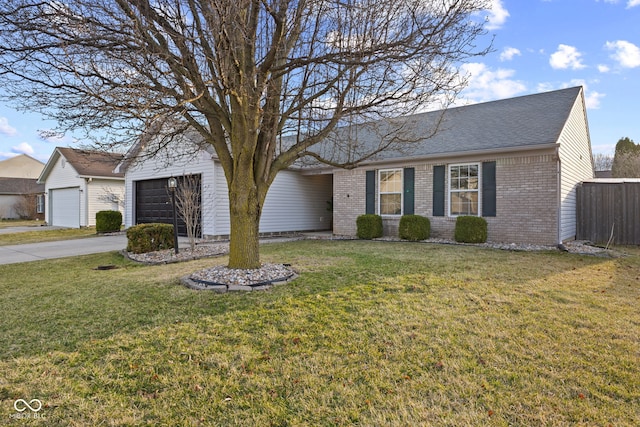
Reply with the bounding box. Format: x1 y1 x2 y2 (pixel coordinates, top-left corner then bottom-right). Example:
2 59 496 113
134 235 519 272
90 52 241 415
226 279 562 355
399 215 430 241
96 210 122 233
454 216 488 243
356 214 383 239
126 223 175 254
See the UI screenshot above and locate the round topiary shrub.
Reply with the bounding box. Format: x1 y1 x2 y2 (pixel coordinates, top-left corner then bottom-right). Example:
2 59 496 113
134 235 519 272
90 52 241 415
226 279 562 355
399 214 430 241
454 216 488 243
356 214 383 239
96 210 122 233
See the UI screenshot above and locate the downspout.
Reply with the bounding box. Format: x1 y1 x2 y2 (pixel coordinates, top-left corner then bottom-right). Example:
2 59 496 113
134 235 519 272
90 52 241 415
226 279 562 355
556 146 566 250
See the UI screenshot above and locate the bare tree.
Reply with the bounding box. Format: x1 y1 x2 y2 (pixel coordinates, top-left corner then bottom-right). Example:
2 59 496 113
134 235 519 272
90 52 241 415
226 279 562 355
13 194 37 219
592 153 613 172
0 0 491 268
172 174 202 251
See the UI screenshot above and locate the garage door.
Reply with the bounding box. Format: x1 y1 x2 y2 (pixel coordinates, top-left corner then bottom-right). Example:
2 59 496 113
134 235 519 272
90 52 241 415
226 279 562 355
135 176 201 237
50 187 80 228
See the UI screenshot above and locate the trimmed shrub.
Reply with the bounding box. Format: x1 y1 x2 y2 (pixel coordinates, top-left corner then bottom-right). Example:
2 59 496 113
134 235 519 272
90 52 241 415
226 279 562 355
399 215 430 241
454 216 488 243
356 214 383 239
126 223 175 254
96 210 122 233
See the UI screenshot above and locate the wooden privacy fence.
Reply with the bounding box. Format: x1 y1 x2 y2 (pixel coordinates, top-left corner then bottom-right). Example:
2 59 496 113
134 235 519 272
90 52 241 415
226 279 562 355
576 180 640 245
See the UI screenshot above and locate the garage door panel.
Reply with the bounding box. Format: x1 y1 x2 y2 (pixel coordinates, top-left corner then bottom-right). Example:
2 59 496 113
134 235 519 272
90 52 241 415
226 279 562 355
135 176 201 237
51 187 80 228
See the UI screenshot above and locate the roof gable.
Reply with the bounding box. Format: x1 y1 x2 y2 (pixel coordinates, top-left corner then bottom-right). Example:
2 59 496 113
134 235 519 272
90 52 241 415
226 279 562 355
0 154 44 179
39 147 125 183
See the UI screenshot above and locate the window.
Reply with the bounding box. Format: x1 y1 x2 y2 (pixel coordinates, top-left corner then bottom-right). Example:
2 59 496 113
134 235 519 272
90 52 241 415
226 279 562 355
36 194 45 214
379 169 403 215
449 164 479 216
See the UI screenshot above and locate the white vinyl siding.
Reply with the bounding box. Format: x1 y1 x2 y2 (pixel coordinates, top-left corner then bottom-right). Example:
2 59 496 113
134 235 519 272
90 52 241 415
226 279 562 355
557 91 594 242
125 139 333 237
261 171 332 233
87 179 125 226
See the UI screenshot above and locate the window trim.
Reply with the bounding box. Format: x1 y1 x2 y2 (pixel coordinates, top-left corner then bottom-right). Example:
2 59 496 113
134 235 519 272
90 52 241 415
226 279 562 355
36 194 45 214
448 163 481 217
378 168 403 216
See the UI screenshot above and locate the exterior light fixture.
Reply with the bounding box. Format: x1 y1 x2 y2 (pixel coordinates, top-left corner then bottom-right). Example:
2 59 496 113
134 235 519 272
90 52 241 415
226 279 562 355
168 177 179 254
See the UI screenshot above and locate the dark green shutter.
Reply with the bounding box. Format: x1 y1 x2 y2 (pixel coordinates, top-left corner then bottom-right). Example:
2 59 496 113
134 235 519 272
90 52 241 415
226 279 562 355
433 165 445 216
365 170 376 214
403 168 415 215
482 161 496 217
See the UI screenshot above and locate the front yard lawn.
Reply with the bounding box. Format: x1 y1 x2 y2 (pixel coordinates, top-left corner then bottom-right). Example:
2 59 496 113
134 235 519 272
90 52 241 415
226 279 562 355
0 241 638 426
0 227 98 246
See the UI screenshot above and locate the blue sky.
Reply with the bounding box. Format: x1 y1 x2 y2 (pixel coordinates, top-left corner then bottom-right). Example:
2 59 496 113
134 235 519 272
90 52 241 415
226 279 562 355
0 0 639 163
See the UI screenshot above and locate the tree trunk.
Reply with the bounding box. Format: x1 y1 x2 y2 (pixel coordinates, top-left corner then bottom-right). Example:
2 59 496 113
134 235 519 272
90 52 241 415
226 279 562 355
227 176 262 269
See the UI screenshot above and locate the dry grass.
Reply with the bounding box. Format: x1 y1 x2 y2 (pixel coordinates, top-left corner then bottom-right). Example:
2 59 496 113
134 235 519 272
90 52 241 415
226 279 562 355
0 219 44 228
0 227 98 245
0 240 638 426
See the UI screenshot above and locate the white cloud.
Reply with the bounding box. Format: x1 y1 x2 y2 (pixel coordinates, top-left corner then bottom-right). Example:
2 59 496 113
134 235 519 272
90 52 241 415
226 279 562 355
484 0 510 30
11 142 35 155
605 40 640 68
569 80 604 109
458 62 527 103
583 89 605 109
549 44 586 70
0 152 19 160
499 47 521 62
536 80 604 109
627 0 640 8
0 117 17 136
597 64 610 73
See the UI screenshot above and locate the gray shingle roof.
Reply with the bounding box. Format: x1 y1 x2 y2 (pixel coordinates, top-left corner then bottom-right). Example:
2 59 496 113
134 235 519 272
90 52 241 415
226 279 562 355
57 148 124 178
0 178 44 195
305 86 583 164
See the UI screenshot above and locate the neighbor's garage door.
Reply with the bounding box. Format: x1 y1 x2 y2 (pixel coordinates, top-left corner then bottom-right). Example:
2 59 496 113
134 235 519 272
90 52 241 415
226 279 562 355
50 187 80 228
135 176 201 237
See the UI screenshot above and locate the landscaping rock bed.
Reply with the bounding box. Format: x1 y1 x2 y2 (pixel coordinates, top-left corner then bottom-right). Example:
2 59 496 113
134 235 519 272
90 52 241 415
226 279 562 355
182 263 297 292
124 243 229 264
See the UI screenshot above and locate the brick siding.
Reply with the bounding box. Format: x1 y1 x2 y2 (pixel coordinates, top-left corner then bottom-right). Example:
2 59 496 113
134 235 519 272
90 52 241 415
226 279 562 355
333 154 559 245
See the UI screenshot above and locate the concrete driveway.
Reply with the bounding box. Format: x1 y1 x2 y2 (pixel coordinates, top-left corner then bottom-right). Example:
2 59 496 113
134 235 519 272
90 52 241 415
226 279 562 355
0 234 128 265
0 225 67 234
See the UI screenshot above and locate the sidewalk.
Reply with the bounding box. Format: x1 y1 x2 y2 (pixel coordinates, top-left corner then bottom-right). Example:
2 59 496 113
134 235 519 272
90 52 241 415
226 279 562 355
0 234 129 265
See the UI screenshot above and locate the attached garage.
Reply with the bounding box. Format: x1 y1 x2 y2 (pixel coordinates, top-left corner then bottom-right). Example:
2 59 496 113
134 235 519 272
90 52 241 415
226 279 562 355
50 187 81 228
134 175 202 237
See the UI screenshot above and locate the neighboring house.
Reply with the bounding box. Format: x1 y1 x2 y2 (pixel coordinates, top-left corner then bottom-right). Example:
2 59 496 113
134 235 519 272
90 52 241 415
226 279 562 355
121 86 593 246
0 154 44 179
0 155 45 219
0 178 45 220
325 86 594 245
595 170 613 178
38 147 125 228
117 133 332 238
